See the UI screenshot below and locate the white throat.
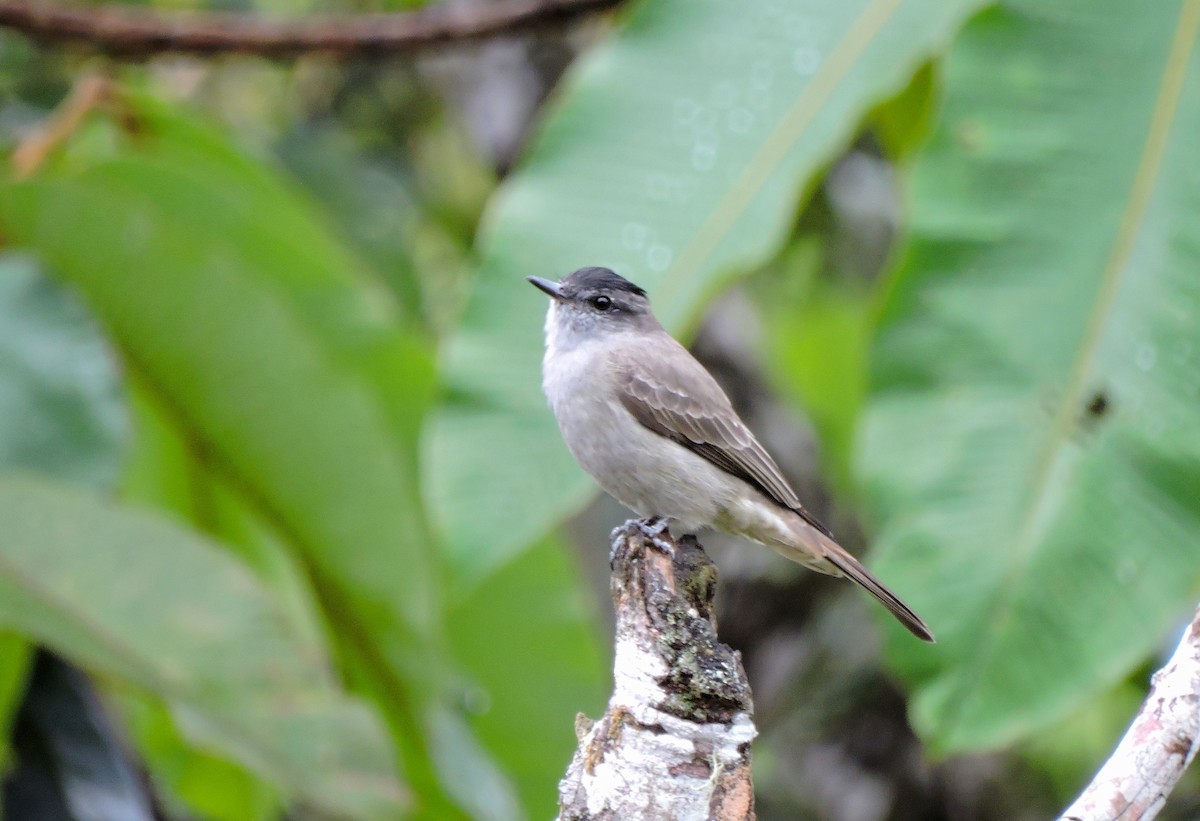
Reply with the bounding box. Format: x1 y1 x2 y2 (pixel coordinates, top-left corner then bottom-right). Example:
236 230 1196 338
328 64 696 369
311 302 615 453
543 300 586 359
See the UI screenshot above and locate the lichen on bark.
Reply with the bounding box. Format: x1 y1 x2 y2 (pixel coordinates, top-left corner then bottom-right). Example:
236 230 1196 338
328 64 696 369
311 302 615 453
556 521 756 821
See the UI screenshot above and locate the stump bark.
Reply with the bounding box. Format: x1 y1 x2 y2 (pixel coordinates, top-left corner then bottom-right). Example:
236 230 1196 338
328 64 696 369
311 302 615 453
556 520 756 821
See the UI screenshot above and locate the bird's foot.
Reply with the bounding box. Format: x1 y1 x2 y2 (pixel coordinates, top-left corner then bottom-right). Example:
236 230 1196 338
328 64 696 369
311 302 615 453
635 516 675 558
610 517 676 567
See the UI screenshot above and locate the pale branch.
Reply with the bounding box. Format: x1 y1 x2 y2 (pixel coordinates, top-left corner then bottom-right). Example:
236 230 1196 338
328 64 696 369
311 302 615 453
11 72 112 179
1059 604 1200 821
557 520 756 821
0 0 621 59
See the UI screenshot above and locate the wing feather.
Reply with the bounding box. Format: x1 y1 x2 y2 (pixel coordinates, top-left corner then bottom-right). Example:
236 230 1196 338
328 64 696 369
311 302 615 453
616 347 834 539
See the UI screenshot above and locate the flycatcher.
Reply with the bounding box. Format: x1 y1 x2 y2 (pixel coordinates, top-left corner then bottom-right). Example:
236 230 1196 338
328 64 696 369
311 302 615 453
529 266 933 642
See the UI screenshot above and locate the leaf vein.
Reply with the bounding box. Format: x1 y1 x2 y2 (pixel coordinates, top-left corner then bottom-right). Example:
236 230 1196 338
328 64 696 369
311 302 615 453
938 0 1200 738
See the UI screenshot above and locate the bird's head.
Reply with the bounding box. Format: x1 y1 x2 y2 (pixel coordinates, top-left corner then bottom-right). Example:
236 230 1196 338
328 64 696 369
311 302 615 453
528 267 658 351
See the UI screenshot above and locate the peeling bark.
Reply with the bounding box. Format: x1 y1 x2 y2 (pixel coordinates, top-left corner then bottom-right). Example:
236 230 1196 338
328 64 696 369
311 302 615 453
1059 604 1200 821
557 521 756 821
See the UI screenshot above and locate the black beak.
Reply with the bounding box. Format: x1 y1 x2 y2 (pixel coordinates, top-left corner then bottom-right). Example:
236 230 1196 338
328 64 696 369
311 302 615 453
527 276 566 301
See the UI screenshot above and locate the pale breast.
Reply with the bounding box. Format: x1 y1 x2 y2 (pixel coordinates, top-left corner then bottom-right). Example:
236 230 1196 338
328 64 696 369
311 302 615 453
542 337 740 530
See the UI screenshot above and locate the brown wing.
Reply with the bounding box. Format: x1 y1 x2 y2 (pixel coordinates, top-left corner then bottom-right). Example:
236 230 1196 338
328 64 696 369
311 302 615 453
615 344 834 539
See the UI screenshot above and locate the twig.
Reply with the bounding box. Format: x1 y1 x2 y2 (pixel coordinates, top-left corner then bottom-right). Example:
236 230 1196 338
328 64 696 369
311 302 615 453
1059 605 1200 821
557 521 756 820
11 71 114 179
0 0 621 59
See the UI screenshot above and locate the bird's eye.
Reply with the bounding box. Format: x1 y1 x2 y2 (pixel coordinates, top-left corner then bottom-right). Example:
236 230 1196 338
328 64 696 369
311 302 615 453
590 295 613 312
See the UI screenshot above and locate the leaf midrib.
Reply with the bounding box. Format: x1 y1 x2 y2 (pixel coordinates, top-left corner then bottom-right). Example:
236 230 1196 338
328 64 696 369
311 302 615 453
936 0 1200 740
657 0 904 309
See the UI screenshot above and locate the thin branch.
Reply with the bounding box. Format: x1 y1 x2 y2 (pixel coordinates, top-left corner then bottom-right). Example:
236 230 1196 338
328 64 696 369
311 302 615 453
1059 604 1200 821
0 0 621 59
11 71 113 179
557 521 756 820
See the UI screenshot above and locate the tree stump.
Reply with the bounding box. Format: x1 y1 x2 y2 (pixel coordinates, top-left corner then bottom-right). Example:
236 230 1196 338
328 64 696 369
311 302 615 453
556 520 756 821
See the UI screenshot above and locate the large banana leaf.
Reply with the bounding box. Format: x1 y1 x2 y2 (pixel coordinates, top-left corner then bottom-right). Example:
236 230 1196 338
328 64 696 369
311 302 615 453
426 0 989 590
0 92 461 807
118 382 332 821
0 252 127 777
2 93 438 644
0 476 404 818
860 0 1200 752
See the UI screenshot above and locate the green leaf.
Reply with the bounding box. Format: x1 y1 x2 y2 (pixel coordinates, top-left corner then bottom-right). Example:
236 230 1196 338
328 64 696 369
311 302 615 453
277 120 488 337
447 537 605 818
276 124 425 326
755 240 871 492
869 60 941 161
426 705 523 821
0 91 471 810
1019 678 1147 805
0 89 442 673
771 288 870 491
0 630 32 775
0 476 405 818
427 0 990 589
5 92 437 634
0 251 126 778
122 378 330 664
859 0 1200 752
118 381 334 821
114 688 281 821
0 252 125 489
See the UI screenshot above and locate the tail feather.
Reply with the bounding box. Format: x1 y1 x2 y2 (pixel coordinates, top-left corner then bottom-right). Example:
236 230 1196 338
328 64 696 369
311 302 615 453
820 542 935 643
759 509 935 642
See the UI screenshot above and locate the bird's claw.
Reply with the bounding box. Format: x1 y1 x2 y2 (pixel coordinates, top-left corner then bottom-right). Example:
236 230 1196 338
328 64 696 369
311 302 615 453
636 515 669 538
610 517 676 568
635 516 675 557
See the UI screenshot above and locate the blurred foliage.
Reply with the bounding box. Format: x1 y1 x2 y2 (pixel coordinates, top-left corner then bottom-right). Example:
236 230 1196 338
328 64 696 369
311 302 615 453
861 0 1200 754
0 253 125 489
0 476 405 818
0 632 30 773
0 0 1195 818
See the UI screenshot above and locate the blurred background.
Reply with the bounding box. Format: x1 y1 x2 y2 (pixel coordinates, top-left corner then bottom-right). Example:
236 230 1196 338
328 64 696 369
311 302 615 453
0 0 1198 818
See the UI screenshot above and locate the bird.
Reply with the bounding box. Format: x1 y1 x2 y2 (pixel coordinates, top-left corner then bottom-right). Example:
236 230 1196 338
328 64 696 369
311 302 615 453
528 266 934 642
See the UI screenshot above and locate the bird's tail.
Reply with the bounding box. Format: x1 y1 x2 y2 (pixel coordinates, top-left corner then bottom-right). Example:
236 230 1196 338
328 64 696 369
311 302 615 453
783 517 935 643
